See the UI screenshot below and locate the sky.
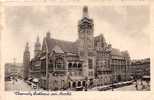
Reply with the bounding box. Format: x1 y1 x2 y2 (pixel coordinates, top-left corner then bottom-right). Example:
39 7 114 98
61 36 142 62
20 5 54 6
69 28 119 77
1 5 150 65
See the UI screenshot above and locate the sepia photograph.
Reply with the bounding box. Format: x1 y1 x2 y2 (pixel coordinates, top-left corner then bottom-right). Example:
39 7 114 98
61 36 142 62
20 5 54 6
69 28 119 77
2 4 150 92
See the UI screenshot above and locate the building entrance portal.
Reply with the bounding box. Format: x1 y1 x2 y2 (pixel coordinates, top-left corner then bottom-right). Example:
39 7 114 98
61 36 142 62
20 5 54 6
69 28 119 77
72 82 76 88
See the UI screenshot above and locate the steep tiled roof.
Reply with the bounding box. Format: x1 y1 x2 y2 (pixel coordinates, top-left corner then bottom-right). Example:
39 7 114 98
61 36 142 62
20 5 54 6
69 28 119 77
111 48 122 56
111 48 130 58
121 51 130 57
94 34 105 40
45 38 78 54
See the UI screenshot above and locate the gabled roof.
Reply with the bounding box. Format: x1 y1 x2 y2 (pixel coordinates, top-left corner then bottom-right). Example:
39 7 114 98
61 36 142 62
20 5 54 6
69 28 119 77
44 38 78 54
52 45 64 53
121 51 130 57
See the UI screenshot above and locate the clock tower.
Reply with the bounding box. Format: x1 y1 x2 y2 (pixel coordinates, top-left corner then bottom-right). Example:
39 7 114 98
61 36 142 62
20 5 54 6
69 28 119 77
23 42 30 80
78 6 95 79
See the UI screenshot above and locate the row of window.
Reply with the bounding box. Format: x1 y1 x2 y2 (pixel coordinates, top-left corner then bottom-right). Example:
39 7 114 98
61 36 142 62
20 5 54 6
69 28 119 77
88 71 93 76
68 63 82 69
97 53 109 57
68 71 82 76
41 58 93 70
112 59 126 64
97 71 111 75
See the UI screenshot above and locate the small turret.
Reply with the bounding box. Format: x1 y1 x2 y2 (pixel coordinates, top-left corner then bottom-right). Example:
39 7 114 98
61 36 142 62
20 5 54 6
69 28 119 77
34 36 41 57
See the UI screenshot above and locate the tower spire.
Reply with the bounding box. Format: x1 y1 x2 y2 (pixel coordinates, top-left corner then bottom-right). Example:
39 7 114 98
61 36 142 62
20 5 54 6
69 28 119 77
34 35 41 57
83 6 89 18
25 42 29 52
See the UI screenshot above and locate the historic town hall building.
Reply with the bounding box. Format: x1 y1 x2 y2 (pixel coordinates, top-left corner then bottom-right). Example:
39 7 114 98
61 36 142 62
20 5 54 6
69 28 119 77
23 6 131 90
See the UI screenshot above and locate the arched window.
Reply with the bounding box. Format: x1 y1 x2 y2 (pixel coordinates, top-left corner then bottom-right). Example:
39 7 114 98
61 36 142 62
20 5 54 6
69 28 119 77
55 58 65 69
78 63 82 68
78 81 81 86
68 63 72 69
82 81 86 87
73 63 77 68
72 82 76 88
68 82 71 88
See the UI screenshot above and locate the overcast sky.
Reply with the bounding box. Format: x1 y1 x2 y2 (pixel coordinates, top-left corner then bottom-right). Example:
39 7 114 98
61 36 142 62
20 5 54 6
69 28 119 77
1 5 150 65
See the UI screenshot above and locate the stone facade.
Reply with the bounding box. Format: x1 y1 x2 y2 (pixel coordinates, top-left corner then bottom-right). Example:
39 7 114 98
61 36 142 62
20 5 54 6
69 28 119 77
111 49 131 83
94 34 112 85
26 6 131 90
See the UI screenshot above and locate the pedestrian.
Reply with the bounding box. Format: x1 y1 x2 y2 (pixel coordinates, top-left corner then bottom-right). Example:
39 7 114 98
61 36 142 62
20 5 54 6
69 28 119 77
135 84 138 90
135 80 138 90
142 84 145 90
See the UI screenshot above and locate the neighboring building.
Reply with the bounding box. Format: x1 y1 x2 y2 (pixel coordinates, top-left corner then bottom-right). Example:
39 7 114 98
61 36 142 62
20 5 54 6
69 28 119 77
26 6 132 90
130 58 150 79
94 34 112 86
23 42 30 80
111 49 131 83
5 63 23 79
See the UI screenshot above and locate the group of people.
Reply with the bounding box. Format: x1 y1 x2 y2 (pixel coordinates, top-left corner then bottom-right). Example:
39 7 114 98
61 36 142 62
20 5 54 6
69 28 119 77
135 79 150 90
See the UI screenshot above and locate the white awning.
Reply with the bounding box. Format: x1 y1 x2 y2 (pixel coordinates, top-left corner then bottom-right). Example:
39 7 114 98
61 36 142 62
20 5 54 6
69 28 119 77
40 56 46 60
33 78 39 82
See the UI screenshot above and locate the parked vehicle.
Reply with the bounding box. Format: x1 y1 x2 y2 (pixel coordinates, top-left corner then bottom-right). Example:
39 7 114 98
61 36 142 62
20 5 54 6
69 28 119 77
31 83 37 89
26 80 32 85
98 85 112 91
75 86 83 91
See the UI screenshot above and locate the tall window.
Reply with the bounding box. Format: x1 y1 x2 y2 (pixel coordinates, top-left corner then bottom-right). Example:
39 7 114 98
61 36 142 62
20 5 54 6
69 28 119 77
78 63 82 68
55 58 65 69
68 63 72 69
88 59 93 69
73 63 77 68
